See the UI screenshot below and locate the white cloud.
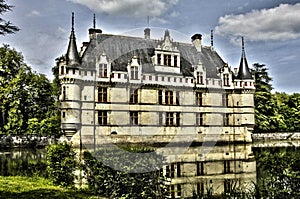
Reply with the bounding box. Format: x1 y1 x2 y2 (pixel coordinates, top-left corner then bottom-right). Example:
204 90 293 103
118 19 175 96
26 10 41 17
67 0 178 17
215 3 300 42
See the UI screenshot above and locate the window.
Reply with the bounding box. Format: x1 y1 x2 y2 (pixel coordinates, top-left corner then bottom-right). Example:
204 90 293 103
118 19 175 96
161 76 164 81
130 111 139 126
223 113 229 126
177 163 181 177
223 74 229 86
98 111 108 125
130 89 138 104
91 71 93 76
166 112 174 126
176 91 180 105
149 76 152 81
168 77 171 82
224 180 232 193
165 91 173 105
73 69 76 74
169 185 175 199
60 66 64 75
62 86 66 100
99 64 108 78
62 112 66 118
166 164 175 178
196 72 203 84
131 66 139 80
196 92 203 106
174 55 177 67
84 71 87 76
177 184 181 197
197 162 204 176
224 160 231 173
176 112 180 126
158 90 163 105
159 112 163 126
197 182 204 195
98 87 107 102
196 113 203 126
155 76 158 81
222 94 228 107
157 54 161 65
164 54 172 66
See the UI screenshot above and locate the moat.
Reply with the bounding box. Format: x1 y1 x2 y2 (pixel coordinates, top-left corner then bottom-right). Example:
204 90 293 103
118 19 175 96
1 142 299 198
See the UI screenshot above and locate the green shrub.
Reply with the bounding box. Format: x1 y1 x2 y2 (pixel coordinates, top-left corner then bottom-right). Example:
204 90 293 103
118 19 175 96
46 142 77 187
82 147 168 199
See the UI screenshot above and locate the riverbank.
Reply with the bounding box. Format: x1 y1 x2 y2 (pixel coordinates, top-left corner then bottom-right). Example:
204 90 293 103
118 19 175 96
0 135 55 148
0 176 98 199
252 132 300 141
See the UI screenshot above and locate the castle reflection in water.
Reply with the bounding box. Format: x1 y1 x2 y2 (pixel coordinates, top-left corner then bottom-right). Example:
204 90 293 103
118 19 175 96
161 144 256 198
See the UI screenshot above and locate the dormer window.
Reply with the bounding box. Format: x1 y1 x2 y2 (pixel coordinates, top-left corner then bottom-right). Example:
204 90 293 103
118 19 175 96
223 74 229 86
164 54 172 66
196 72 203 84
174 56 178 67
157 54 162 65
131 66 139 80
99 64 108 78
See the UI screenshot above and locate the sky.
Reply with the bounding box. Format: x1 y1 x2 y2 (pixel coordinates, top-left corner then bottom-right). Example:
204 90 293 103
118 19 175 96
1 0 300 93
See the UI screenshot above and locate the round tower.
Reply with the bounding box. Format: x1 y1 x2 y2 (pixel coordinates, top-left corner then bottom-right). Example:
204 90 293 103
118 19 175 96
59 12 82 139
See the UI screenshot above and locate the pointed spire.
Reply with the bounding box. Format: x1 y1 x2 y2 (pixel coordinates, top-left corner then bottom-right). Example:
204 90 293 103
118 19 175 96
237 37 252 79
66 12 80 66
93 13 96 29
211 30 214 47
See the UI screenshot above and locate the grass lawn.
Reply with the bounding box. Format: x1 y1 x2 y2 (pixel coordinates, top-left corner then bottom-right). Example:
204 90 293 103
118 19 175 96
0 176 99 199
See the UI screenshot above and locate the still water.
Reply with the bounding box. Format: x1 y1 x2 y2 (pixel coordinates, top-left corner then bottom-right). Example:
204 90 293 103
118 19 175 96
0 143 299 198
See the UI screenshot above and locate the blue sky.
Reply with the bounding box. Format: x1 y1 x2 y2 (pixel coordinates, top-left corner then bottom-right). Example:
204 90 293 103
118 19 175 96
1 0 300 93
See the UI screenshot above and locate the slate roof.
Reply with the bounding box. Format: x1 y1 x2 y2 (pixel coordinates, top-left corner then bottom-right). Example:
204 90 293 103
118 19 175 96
80 33 226 79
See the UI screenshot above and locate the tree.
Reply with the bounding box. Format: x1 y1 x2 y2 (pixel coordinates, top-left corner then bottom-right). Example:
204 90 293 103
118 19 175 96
0 44 60 136
251 63 283 132
0 0 19 35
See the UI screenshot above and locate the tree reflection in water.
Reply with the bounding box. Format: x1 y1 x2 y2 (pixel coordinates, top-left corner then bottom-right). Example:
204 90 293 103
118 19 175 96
0 148 47 177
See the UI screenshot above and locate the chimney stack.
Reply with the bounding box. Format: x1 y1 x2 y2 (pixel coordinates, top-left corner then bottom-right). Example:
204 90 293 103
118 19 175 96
191 34 202 52
144 28 150 39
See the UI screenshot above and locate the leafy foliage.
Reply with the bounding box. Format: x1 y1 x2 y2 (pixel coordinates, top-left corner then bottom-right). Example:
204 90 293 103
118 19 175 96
82 147 168 199
252 63 300 132
46 142 77 188
254 147 300 198
0 44 60 136
0 0 19 35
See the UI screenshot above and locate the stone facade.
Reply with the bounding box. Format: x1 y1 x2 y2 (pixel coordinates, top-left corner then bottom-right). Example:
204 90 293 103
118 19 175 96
58 14 255 144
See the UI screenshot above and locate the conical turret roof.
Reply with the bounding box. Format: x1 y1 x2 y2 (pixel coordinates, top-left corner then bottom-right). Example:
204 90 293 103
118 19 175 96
66 12 80 66
237 37 252 80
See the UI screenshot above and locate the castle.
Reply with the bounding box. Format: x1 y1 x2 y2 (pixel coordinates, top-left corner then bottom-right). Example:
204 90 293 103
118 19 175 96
57 13 255 145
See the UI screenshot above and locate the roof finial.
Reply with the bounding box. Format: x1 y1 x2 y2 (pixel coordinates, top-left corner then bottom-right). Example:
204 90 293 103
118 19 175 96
71 12 74 31
242 36 245 51
211 29 214 47
93 13 96 29
147 16 150 28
